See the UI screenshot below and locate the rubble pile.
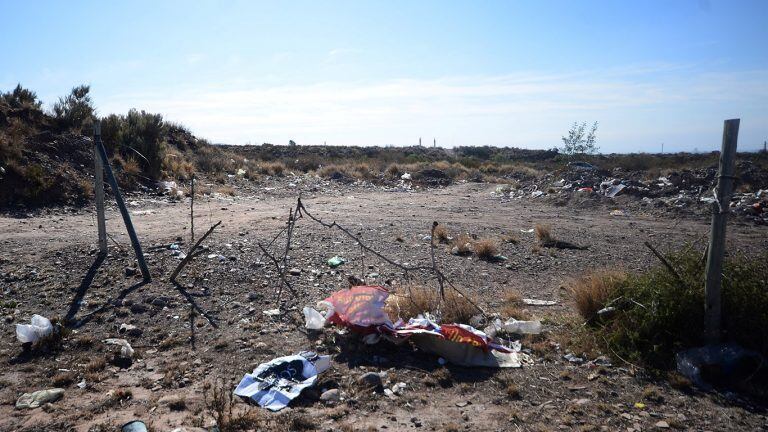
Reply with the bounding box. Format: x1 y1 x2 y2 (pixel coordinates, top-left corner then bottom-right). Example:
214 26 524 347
496 161 768 224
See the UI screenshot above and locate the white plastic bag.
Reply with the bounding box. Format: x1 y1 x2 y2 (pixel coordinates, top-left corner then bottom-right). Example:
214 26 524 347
16 315 53 344
484 318 542 336
302 301 335 330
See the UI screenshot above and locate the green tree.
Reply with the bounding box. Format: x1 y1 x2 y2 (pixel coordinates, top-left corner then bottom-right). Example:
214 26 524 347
561 121 599 156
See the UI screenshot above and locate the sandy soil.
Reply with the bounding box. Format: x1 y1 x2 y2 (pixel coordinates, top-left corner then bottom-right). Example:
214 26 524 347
1 181 766 431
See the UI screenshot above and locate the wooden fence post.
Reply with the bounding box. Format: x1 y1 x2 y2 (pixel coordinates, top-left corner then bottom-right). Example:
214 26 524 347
704 118 739 343
93 121 108 255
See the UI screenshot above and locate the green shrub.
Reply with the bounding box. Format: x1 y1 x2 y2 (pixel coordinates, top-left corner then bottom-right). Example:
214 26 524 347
576 247 768 370
100 109 167 179
53 84 94 131
1 84 42 110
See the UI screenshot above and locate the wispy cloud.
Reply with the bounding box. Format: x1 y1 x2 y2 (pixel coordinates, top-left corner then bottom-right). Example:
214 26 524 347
99 65 768 151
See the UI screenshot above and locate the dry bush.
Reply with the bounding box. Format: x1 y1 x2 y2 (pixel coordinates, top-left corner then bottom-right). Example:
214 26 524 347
433 224 449 243
385 163 401 178
52 371 76 387
260 161 285 176
215 185 236 196
387 285 478 324
568 270 627 321
450 233 474 255
201 378 293 432
86 357 107 372
534 224 552 244
473 238 498 260
500 233 519 244
500 289 530 320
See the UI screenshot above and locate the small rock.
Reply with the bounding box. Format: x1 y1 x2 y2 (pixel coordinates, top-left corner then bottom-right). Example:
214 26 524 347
151 297 169 308
358 372 382 389
655 421 670 429
125 267 138 277
288 268 301 276
118 323 142 337
320 389 340 403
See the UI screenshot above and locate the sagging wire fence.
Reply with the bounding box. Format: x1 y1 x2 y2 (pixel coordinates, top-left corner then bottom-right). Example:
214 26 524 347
255 197 486 321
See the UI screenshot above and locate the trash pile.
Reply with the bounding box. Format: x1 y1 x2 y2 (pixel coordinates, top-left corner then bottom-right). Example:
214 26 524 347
233 286 540 412
304 285 536 368
494 161 768 224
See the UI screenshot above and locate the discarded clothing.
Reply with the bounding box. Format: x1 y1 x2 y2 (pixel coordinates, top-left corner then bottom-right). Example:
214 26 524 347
327 256 345 268
234 351 331 411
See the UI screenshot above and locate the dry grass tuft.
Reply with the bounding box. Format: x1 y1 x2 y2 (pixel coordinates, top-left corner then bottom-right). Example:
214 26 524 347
534 223 552 244
505 383 522 399
433 224 450 243
501 289 531 320
500 233 519 244
568 270 627 321
450 233 474 255
215 185 236 196
85 357 107 373
387 285 478 324
473 238 499 260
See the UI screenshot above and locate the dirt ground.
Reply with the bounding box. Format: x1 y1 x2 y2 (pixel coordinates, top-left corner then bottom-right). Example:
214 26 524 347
1 180 767 431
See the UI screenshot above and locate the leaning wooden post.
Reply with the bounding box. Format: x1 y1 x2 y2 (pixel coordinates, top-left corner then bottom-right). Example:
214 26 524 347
704 118 739 343
93 121 108 255
93 129 152 282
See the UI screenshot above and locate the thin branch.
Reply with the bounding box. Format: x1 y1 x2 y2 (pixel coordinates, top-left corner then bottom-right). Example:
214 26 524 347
170 221 222 282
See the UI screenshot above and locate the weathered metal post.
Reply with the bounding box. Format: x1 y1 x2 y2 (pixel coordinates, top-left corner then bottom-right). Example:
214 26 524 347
704 119 739 343
190 175 195 243
93 130 152 281
93 121 108 255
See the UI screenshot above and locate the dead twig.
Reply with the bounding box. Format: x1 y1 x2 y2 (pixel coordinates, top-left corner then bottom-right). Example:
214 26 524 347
169 221 222 282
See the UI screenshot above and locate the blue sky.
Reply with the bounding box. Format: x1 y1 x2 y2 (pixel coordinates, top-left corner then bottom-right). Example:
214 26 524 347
1 0 766 152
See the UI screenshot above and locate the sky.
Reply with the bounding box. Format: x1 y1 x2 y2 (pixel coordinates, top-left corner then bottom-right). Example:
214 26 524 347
1 0 766 153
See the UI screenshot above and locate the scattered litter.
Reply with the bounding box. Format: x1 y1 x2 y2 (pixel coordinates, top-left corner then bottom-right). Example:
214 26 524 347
76 379 86 389
564 353 585 364
234 351 331 411
675 343 762 390
104 338 135 359
314 286 530 368
263 308 281 317
597 306 616 319
236 168 246 176
522 298 557 306
16 388 64 409
485 318 542 335
520 228 535 233
609 209 628 217
400 173 412 180
16 314 53 344
634 402 646 409
604 183 626 198
122 420 148 432
302 301 334 330
327 256 345 268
